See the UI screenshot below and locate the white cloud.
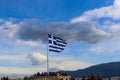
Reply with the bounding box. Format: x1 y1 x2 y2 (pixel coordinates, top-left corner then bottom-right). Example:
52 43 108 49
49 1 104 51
0 19 21 38
0 52 92 74
71 0 120 23
114 0 120 6
90 36 120 54
70 0 120 55
0 60 91 74
52 58 92 70
0 51 93 74
0 55 26 61
109 23 120 33
48 57 93 71
27 52 47 65
27 52 92 71
15 39 39 46
0 67 46 74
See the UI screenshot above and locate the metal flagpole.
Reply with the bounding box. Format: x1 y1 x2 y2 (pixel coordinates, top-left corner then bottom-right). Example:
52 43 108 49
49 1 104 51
46 28 49 76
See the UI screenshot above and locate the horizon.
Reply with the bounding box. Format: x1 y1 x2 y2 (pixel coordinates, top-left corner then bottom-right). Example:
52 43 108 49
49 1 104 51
0 61 120 79
0 0 120 75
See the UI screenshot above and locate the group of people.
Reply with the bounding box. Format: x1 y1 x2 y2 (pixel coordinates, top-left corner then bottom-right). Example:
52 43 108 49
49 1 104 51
1 76 9 80
81 74 103 80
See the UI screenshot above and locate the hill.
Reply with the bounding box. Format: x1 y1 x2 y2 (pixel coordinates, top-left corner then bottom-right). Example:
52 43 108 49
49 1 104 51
60 62 120 78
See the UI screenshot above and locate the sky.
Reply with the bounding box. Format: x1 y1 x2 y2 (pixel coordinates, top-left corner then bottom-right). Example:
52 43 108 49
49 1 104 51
0 0 120 74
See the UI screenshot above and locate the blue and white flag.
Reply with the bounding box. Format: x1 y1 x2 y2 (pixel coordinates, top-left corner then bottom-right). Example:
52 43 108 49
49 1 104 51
48 34 67 52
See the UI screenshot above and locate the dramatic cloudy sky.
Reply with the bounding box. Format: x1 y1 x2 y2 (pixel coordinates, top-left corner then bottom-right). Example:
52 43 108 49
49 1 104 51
0 0 120 74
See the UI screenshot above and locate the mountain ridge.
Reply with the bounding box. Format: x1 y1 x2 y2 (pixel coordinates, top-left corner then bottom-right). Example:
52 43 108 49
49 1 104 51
59 61 120 78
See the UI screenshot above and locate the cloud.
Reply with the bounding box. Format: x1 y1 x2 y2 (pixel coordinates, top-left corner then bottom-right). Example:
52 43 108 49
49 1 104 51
51 58 92 70
43 57 92 71
27 52 92 71
0 16 113 44
0 56 91 74
90 36 120 54
109 23 120 33
0 57 92 74
0 18 42 47
15 0 120 44
27 52 47 65
0 18 21 38
17 21 111 43
0 67 46 74
0 0 119 45
0 54 26 61
0 61 92 74
71 0 120 22
114 0 120 6
15 39 39 46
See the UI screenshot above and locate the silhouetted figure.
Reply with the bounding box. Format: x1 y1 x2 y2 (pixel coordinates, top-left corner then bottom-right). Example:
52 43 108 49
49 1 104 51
97 76 102 80
87 76 90 80
109 77 111 80
1 76 9 80
6 76 9 80
24 76 28 80
3 76 5 80
1 77 3 80
82 76 86 80
71 77 75 80
90 74 96 80
37 72 41 76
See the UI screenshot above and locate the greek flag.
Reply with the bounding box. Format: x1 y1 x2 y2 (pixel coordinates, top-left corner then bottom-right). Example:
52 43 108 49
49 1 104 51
48 34 67 52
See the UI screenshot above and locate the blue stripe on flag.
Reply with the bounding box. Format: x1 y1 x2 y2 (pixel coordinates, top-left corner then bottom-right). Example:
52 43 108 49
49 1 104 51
49 49 61 52
49 45 64 50
48 34 52 38
48 40 52 44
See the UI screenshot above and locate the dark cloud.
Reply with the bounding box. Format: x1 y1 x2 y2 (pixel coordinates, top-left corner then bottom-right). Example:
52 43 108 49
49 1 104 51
17 20 111 43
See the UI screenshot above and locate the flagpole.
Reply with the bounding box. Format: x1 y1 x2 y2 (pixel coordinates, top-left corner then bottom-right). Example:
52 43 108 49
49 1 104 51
46 28 49 76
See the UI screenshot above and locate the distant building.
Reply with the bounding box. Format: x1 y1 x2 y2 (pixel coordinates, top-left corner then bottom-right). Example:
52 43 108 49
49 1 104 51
10 75 72 80
35 75 72 80
13 76 72 80
6 72 72 80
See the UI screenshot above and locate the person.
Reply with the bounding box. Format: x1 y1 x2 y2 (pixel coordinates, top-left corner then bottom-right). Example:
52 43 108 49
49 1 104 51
90 74 96 80
97 76 102 80
87 76 90 80
108 77 111 80
1 77 3 80
82 76 86 80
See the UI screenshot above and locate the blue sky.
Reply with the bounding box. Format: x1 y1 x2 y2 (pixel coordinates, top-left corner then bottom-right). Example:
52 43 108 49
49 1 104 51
0 0 120 74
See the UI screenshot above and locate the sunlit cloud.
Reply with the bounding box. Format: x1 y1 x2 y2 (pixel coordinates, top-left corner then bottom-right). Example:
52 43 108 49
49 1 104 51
71 0 120 23
27 52 47 65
